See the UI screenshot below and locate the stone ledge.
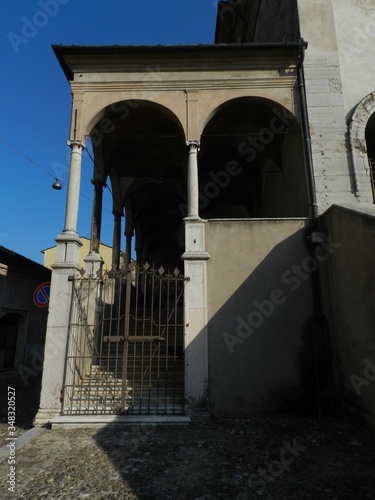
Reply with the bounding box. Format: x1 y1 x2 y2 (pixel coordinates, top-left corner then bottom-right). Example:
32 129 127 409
50 414 191 429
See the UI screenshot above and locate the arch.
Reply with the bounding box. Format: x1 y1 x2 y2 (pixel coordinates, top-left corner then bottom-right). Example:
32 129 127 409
0 313 20 369
84 98 186 144
199 96 308 218
87 99 187 270
349 91 375 154
349 91 375 201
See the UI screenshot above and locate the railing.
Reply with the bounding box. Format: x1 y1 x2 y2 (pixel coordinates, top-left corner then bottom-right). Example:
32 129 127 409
62 273 117 415
61 263 186 416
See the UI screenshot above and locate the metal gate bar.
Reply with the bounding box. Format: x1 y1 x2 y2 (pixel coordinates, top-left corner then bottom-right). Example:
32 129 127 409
62 263 186 416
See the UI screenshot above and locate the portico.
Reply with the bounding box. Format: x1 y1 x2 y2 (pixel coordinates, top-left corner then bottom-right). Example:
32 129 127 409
35 43 312 424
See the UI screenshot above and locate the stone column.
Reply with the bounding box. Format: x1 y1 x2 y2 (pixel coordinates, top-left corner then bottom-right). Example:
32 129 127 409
186 141 200 219
125 232 133 267
182 140 210 417
124 217 133 267
35 140 84 426
112 211 122 270
64 140 84 234
85 179 105 276
90 179 105 253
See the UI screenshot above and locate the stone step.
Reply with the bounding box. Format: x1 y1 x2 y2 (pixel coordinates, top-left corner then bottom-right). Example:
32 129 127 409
64 405 126 414
64 405 185 416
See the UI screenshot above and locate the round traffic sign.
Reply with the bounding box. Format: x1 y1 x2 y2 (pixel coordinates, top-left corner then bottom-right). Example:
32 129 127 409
33 282 50 307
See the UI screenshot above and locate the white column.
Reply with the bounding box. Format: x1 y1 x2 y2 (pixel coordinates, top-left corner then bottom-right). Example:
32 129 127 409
34 140 84 425
182 140 210 416
187 141 200 219
64 140 83 234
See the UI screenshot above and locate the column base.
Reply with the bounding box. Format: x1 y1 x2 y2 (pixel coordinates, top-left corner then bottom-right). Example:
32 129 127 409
33 408 61 427
183 215 202 222
84 252 103 277
182 251 210 260
53 231 83 269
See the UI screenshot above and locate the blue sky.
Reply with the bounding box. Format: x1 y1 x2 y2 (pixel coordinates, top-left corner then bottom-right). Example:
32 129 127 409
0 0 218 264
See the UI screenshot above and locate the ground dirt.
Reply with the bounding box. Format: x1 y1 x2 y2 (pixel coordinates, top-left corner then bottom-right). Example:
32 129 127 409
0 373 375 499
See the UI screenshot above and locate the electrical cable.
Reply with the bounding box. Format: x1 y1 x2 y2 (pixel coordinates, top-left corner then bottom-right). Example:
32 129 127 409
0 135 112 213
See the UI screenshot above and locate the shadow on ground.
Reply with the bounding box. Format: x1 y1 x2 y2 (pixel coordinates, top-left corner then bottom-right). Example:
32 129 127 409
1 373 375 499
0 371 41 447
92 414 375 499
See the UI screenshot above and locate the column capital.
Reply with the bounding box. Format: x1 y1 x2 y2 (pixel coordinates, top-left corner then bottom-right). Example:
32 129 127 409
67 139 84 150
91 178 107 188
187 140 200 151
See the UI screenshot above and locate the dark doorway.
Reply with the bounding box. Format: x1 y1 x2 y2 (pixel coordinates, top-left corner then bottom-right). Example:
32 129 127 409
0 314 19 369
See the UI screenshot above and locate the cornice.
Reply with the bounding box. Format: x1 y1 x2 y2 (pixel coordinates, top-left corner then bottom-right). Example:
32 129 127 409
70 75 297 94
53 43 304 82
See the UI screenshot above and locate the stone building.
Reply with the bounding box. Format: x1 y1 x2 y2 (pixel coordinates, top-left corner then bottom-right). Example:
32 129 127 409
0 246 50 371
36 0 375 430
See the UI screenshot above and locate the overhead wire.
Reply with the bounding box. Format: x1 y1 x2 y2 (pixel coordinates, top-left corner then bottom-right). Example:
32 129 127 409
0 135 112 214
0 135 58 181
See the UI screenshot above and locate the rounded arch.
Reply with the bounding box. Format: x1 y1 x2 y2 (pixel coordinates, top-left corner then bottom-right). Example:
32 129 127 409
84 98 186 144
88 99 188 269
201 96 296 132
199 96 308 218
349 90 375 154
348 91 375 201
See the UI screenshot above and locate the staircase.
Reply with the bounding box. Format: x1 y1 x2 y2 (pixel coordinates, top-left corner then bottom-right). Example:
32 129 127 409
64 306 185 416
64 366 127 415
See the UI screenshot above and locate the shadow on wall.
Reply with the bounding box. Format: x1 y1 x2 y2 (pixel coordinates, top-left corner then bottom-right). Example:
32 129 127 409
318 204 375 432
205 219 336 417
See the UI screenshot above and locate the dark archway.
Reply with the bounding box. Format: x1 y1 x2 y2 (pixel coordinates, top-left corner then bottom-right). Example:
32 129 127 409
90 100 187 270
200 97 308 218
0 313 19 369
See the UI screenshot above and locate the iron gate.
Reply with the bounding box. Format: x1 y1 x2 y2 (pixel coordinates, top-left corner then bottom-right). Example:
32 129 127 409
62 263 186 415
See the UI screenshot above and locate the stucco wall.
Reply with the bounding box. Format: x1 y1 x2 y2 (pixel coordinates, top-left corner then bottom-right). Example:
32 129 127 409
205 219 318 415
318 204 375 431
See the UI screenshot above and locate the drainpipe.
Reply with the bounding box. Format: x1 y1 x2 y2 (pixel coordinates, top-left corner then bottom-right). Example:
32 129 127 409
297 39 334 418
297 38 318 224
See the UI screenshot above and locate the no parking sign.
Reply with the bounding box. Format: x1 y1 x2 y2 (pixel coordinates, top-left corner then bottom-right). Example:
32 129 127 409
33 282 50 308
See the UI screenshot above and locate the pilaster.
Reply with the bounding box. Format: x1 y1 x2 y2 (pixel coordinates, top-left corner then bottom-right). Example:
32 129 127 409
182 218 210 415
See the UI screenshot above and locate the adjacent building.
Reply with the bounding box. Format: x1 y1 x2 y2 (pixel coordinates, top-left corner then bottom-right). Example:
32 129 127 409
0 246 50 372
42 236 118 272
